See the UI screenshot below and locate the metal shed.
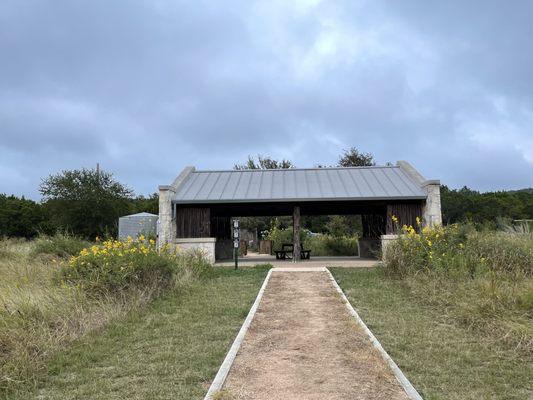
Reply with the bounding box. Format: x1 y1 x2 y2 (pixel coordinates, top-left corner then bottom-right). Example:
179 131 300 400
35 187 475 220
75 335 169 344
118 212 158 240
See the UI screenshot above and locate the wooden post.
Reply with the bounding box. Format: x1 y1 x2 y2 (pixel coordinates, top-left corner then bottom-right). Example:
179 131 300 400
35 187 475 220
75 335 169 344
293 205 301 262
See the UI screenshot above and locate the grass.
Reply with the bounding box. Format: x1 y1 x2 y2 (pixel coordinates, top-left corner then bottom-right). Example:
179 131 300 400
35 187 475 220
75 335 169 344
0 237 156 397
383 225 533 352
12 265 270 400
330 268 533 400
32 234 91 259
0 235 222 398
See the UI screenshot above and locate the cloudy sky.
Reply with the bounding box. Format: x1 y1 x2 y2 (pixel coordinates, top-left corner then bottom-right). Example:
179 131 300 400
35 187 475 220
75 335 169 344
1 0 532 199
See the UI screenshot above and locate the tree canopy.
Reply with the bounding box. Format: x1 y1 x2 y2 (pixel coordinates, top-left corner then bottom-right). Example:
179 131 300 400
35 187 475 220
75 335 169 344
337 147 376 167
40 168 133 238
0 194 47 238
234 155 294 170
441 185 533 226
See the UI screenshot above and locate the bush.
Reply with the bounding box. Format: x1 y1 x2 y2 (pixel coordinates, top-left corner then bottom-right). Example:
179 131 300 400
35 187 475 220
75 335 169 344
60 236 212 293
33 233 91 258
265 223 359 256
305 234 358 256
265 225 308 251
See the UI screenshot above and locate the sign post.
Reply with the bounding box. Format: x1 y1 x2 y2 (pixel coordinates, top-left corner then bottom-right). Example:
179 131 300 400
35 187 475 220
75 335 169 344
233 219 240 270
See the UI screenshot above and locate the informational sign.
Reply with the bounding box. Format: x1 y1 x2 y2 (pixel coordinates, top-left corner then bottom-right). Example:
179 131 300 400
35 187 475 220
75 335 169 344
233 219 240 269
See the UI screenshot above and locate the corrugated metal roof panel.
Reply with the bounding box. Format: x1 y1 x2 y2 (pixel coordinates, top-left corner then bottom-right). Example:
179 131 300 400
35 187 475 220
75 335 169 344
172 166 426 203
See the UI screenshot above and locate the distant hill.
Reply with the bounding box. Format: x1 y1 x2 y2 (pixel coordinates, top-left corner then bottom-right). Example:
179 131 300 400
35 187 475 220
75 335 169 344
510 188 533 194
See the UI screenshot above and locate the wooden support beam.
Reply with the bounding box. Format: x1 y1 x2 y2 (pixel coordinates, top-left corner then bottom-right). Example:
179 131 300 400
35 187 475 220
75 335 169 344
293 205 301 262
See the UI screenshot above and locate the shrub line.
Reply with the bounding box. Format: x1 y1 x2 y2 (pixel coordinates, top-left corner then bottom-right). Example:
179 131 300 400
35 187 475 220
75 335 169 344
326 268 424 400
203 268 273 400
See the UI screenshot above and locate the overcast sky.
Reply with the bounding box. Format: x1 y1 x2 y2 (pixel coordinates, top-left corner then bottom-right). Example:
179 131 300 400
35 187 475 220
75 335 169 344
1 0 532 199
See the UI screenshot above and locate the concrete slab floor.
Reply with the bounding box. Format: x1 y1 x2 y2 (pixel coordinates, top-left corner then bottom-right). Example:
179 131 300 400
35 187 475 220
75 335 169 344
215 254 381 268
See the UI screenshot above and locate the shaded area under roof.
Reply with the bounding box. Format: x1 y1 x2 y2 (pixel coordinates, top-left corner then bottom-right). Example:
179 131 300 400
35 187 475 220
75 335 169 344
171 166 427 204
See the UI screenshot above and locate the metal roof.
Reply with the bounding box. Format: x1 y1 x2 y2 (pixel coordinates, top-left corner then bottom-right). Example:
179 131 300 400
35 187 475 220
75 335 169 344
120 212 158 218
170 166 427 204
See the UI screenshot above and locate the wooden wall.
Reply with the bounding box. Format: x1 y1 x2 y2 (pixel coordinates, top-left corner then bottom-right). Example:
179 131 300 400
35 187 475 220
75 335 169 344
210 216 231 239
386 203 423 234
175 207 211 238
361 214 386 239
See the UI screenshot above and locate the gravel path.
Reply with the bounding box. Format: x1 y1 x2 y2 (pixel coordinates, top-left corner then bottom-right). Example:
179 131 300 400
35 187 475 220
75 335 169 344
220 270 410 400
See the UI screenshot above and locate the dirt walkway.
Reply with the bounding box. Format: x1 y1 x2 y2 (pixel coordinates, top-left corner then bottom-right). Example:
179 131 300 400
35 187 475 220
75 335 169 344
221 271 410 400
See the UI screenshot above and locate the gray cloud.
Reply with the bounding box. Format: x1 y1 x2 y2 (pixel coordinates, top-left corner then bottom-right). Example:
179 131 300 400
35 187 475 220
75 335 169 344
1 0 532 199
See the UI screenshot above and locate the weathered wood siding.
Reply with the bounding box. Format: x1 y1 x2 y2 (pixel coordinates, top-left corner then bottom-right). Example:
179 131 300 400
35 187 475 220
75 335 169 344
386 203 423 234
210 216 231 239
361 214 386 239
175 207 210 238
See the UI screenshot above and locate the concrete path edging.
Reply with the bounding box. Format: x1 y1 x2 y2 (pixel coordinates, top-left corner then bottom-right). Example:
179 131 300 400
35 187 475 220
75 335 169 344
204 268 273 400
326 268 424 400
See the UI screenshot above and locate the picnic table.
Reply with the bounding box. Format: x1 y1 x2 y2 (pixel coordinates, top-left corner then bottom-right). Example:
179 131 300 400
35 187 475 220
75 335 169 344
274 243 311 260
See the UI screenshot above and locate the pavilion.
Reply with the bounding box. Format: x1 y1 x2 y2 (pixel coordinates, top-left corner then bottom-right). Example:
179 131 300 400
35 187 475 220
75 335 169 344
158 161 442 263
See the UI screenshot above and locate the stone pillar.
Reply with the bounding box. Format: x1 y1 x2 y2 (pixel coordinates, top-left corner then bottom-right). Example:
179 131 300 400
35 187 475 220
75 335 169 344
422 180 442 227
293 205 301 262
158 185 175 248
381 234 400 259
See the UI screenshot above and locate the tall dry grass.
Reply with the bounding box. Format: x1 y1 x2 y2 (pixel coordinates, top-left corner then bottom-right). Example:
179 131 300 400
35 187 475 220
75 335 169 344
0 236 211 397
383 224 533 354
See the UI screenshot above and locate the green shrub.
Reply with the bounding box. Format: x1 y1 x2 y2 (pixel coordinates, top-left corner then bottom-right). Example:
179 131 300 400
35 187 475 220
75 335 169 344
60 237 212 293
266 225 308 251
33 233 91 258
266 224 358 256
305 234 358 256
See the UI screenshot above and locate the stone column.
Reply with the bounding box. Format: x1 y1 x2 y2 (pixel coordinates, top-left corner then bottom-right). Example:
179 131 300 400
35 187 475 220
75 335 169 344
158 185 175 248
422 180 442 227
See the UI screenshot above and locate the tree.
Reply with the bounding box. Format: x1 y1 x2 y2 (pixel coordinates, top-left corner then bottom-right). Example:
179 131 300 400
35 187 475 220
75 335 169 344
440 185 533 225
0 194 47 238
130 193 159 215
40 168 133 238
338 147 376 167
234 155 294 170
